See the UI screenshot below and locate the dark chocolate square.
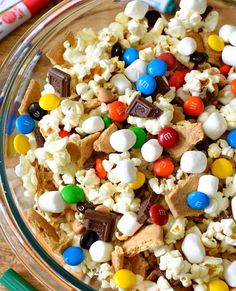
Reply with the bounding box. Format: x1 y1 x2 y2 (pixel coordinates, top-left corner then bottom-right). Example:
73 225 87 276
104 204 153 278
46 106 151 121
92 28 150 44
48 68 71 97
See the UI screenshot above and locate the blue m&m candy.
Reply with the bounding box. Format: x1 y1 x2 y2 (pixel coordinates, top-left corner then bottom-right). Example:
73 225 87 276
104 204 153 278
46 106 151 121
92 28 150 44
187 191 210 210
122 48 139 66
147 59 168 77
226 129 236 148
63 246 85 266
16 114 35 134
136 74 157 96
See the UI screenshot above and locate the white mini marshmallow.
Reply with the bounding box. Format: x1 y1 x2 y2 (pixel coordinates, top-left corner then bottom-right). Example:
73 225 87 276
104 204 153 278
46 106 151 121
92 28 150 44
110 129 136 152
110 73 132 95
179 0 207 14
141 139 163 162
82 116 104 134
115 159 137 183
231 196 236 221
229 31 236 47
224 261 236 287
181 233 206 264
222 46 236 67
117 212 142 236
38 191 66 213
202 112 227 140
124 0 149 20
219 24 236 42
89 240 113 263
177 37 197 56
125 59 147 82
180 151 207 174
197 175 219 197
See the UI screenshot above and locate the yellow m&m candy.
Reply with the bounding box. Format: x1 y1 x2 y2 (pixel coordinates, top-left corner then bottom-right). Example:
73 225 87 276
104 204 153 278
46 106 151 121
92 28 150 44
129 172 145 190
113 269 136 289
208 279 229 291
39 93 60 111
13 134 31 154
211 158 233 179
208 34 225 52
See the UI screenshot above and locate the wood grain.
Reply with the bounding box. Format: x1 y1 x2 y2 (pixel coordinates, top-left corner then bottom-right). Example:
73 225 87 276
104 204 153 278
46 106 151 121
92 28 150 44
0 1 235 291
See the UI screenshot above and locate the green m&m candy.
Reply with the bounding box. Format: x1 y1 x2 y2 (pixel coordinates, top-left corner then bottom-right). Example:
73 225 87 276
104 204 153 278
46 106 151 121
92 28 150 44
61 185 85 204
103 115 112 129
129 127 147 148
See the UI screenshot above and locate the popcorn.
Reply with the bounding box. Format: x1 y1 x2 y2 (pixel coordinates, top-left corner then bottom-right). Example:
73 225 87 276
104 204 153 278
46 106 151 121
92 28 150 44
76 83 94 100
61 99 84 131
156 276 174 291
220 102 236 130
165 217 188 244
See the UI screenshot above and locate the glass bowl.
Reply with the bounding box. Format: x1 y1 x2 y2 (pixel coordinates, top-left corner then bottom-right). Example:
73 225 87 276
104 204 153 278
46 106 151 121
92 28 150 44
0 1 236 290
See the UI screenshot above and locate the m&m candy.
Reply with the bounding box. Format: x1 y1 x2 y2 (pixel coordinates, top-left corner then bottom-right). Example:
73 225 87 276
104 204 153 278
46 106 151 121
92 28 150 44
158 52 177 71
207 34 225 52
187 191 210 210
208 280 229 291
190 52 209 64
153 158 174 177
59 130 72 138
168 70 188 89
184 96 204 116
95 158 107 179
63 246 85 266
39 93 60 111
108 101 127 122
231 79 236 95
129 172 145 190
111 42 123 59
226 129 236 148
103 115 112 129
220 64 231 76
149 204 169 226
61 184 85 204
13 134 31 154
136 74 157 96
113 269 136 289
129 127 147 148
122 48 139 66
147 59 168 77
16 114 35 134
28 102 47 121
158 127 179 148
211 158 233 179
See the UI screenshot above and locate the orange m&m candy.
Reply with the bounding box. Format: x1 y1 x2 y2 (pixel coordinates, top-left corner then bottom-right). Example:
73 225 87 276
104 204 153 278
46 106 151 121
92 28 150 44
95 158 107 179
108 101 127 122
184 96 204 117
153 158 174 177
231 79 236 95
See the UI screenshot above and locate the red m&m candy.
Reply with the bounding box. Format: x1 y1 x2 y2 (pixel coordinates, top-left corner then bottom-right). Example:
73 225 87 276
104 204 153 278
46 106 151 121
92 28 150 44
158 127 179 148
220 64 231 76
153 158 174 177
168 70 189 89
149 204 169 226
158 52 177 71
184 96 204 116
95 158 107 179
108 101 127 122
59 130 72 138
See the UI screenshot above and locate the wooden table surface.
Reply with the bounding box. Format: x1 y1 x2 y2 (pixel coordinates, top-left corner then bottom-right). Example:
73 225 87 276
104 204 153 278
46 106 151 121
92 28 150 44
0 0 235 290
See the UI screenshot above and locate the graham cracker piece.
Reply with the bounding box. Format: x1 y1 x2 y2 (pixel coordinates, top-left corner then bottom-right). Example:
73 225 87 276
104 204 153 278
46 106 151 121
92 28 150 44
187 31 205 52
26 209 59 243
77 132 101 168
66 142 80 162
200 32 223 67
111 246 124 272
123 225 163 257
34 160 56 194
167 122 204 160
84 99 101 113
130 254 149 278
18 79 41 114
93 123 117 153
172 105 185 124
165 175 203 218
46 31 76 66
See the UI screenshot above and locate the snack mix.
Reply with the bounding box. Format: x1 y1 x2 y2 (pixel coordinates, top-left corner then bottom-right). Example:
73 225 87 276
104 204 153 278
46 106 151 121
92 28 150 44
13 0 236 290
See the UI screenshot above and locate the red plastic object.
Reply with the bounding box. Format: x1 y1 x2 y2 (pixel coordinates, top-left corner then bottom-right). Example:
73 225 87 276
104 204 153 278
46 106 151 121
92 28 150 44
23 0 51 15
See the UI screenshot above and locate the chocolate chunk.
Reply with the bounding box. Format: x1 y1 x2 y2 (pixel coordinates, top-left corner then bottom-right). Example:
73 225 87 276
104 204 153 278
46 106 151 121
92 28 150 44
214 207 233 222
126 95 162 119
76 201 95 214
146 268 164 281
34 126 45 147
199 87 216 105
137 193 159 224
84 209 117 242
171 97 184 107
201 6 213 19
145 10 161 28
155 77 170 95
190 52 209 64
111 42 123 59
48 67 71 97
